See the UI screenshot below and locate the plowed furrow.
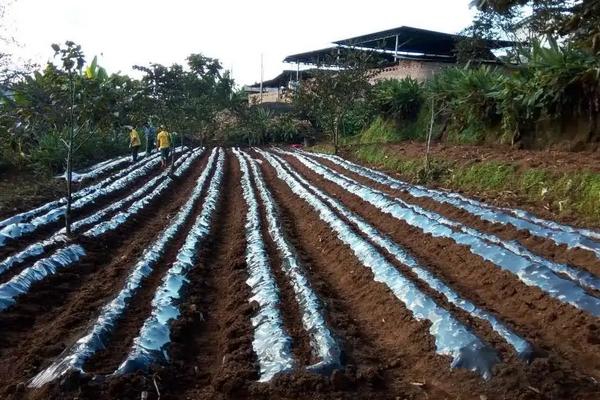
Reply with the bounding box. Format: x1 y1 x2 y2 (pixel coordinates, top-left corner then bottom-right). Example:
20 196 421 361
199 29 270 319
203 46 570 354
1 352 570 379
278 152 600 386
264 151 527 361
0 151 209 396
313 154 600 278
83 155 217 375
257 150 496 398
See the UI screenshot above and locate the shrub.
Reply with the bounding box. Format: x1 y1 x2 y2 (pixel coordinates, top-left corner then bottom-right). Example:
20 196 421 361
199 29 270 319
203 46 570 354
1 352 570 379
427 66 503 143
373 78 424 121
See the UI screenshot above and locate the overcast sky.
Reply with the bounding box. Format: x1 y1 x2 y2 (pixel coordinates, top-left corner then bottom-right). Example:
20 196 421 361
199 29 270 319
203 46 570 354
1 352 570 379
4 0 476 86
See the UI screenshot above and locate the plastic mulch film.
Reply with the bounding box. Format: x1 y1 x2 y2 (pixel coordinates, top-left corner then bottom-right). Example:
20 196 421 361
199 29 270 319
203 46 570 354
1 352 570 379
71 148 202 233
0 152 164 247
241 150 341 373
75 153 128 175
63 154 131 183
235 150 295 382
0 149 201 277
296 153 600 294
114 149 224 374
289 152 600 317
83 148 203 238
29 148 218 388
0 234 68 276
261 151 499 380
0 151 164 230
263 150 533 360
0 244 86 312
305 151 600 258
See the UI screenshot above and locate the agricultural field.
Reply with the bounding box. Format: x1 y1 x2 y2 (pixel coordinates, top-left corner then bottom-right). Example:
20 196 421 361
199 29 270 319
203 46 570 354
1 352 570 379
0 146 599 400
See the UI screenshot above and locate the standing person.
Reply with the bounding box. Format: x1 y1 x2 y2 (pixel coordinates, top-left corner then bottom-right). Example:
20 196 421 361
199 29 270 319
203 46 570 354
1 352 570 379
129 126 141 162
156 125 171 168
145 123 157 156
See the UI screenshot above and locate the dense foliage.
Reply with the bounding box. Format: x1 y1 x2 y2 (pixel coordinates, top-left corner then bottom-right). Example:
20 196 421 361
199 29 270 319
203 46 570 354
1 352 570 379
293 51 376 152
0 42 235 173
287 1 600 150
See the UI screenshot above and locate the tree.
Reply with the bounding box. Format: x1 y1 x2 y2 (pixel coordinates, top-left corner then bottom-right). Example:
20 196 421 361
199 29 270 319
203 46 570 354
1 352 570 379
293 49 376 154
133 53 234 139
472 0 600 53
456 8 528 64
51 41 85 235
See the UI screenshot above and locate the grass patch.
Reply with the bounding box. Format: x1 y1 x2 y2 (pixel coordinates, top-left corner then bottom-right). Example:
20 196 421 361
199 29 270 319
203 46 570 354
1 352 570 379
450 162 516 191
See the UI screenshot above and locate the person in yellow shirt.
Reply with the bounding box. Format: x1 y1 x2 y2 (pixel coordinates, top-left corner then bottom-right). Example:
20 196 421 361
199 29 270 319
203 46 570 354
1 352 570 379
129 127 141 162
156 126 172 168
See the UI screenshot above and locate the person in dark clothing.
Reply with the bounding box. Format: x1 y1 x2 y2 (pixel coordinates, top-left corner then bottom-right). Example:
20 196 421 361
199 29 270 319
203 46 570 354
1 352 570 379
145 123 157 156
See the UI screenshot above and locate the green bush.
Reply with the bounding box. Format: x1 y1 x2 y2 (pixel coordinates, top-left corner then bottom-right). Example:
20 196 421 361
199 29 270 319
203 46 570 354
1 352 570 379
30 130 128 174
373 78 424 121
30 131 67 173
427 66 502 144
340 99 376 138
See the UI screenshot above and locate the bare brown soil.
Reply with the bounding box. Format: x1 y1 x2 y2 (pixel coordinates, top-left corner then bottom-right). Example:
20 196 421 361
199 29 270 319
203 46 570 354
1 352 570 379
349 141 600 173
0 148 598 399
275 152 600 399
0 151 208 398
314 155 600 279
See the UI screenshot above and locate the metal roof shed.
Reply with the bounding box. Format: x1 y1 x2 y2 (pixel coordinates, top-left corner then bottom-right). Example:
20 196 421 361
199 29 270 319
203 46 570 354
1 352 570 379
334 26 516 59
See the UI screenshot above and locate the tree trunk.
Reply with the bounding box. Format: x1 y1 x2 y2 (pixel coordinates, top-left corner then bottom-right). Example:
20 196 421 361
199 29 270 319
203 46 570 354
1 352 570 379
65 74 75 236
333 114 340 155
425 98 435 171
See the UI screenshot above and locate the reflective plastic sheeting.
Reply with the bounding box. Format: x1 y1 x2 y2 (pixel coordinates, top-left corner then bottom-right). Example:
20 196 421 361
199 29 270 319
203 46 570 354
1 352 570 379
0 235 67 277
0 151 164 230
0 152 164 246
241 150 341 373
306 151 600 258
115 149 224 374
301 154 600 294
29 148 218 388
65 154 130 183
72 148 201 233
0 149 202 277
0 245 85 312
264 150 532 360
289 152 600 317
236 149 295 382
261 151 499 380
84 148 203 238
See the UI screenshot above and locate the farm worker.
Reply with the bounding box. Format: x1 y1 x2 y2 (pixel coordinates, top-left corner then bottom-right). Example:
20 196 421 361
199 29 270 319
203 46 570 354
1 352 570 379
129 127 141 162
156 125 172 168
144 123 157 156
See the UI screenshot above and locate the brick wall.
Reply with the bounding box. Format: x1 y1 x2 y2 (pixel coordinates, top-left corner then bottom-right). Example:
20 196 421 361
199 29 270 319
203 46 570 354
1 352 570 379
371 60 447 82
